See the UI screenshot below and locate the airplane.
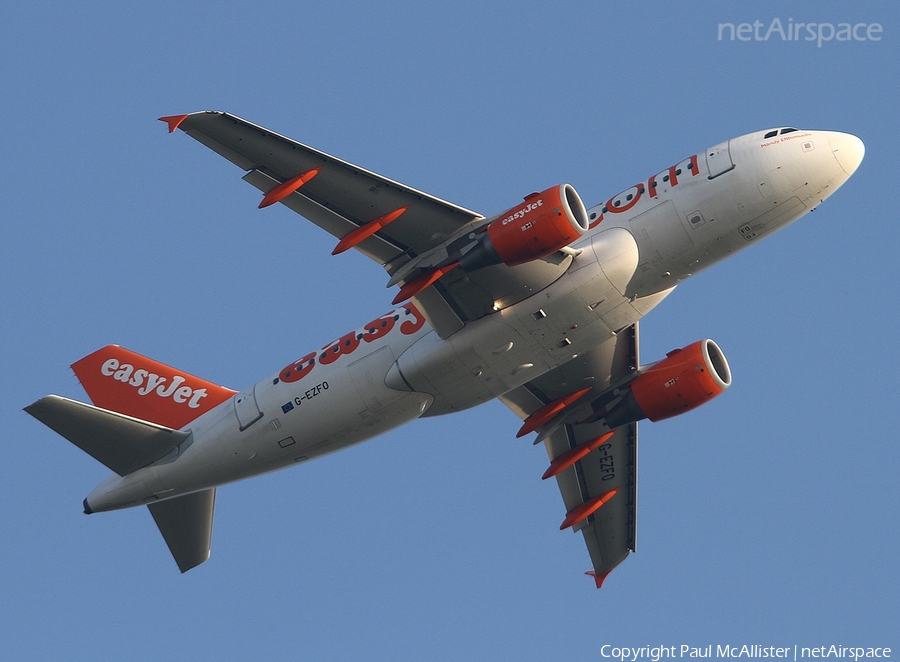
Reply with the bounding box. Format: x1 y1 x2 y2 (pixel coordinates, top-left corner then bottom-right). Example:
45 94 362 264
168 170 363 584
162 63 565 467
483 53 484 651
25 112 864 584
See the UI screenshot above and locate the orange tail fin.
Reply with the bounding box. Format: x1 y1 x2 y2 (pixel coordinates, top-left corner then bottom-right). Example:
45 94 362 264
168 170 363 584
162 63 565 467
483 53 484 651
71 345 236 429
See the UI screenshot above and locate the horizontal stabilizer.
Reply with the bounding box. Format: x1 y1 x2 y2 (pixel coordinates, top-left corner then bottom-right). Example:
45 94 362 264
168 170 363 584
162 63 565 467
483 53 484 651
24 395 189 476
148 489 216 573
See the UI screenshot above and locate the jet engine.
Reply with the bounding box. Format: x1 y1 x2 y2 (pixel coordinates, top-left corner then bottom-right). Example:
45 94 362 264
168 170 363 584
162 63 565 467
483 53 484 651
604 339 731 428
460 184 589 270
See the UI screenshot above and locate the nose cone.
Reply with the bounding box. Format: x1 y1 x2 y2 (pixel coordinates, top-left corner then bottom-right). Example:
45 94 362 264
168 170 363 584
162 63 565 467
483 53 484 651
829 133 865 176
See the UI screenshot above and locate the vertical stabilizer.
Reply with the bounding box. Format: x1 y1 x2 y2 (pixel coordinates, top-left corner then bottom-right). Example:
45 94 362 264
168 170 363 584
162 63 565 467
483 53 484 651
72 345 236 429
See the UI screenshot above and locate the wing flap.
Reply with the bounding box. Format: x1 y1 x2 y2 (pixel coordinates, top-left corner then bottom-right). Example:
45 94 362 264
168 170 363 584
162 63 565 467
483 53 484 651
24 395 189 476
148 488 216 573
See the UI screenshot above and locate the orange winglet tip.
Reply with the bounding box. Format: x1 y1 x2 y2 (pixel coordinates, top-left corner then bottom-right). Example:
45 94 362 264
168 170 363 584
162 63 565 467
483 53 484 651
559 488 619 530
516 387 591 438
392 262 459 305
333 205 410 255
259 167 322 208
159 114 189 133
586 569 613 589
542 430 616 479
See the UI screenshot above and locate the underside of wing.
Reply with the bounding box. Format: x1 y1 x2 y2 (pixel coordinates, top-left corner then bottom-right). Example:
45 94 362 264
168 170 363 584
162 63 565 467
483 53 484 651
499 324 640 587
550 421 637 586
165 111 482 267
164 112 577 337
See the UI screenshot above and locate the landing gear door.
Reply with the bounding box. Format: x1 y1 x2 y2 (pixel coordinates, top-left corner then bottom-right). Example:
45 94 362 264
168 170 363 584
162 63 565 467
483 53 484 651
706 140 735 179
234 384 263 431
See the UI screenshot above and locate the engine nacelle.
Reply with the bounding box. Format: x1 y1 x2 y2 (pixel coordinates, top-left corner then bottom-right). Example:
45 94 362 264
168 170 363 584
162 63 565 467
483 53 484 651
459 184 589 271
604 339 731 428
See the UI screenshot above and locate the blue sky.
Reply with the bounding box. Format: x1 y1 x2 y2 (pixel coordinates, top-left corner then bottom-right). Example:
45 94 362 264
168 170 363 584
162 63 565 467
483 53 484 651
2 1 897 660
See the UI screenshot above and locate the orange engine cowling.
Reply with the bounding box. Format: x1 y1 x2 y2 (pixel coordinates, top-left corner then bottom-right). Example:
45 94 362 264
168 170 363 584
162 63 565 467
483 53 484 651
459 184 589 271
604 339 731 428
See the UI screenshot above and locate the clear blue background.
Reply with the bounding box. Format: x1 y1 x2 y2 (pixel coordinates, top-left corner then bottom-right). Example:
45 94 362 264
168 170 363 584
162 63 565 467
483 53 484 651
2 1 897 659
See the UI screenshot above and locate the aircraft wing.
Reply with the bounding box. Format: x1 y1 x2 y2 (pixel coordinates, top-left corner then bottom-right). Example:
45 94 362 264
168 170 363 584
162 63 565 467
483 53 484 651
499 324 639 587
163 112 575 337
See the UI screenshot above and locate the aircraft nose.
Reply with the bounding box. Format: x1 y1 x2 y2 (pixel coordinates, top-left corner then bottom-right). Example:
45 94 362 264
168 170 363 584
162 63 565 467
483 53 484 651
829 133 865 176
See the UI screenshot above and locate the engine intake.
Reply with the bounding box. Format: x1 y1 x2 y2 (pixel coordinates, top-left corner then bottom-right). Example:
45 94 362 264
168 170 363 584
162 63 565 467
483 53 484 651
460 184 589 271
604 339 731 428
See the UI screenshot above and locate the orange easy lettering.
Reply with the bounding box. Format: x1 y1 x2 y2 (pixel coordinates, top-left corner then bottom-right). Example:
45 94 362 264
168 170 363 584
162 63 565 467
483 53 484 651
400 303 426 335
318 331 361 366
280 352 317 383
363 313 396 343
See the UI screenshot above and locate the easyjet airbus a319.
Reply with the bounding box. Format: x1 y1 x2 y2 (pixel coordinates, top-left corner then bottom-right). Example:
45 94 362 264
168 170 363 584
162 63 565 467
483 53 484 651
26 113 863 585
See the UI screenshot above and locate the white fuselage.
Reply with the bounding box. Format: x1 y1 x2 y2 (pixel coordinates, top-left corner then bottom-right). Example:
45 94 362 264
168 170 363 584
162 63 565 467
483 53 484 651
86 128 863 512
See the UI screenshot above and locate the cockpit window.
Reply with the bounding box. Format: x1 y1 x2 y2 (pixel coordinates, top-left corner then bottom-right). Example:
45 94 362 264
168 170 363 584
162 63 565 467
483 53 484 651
764 130 778 139
780 127 799 135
